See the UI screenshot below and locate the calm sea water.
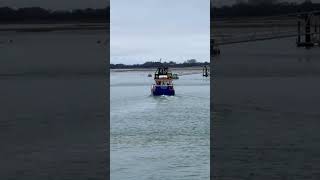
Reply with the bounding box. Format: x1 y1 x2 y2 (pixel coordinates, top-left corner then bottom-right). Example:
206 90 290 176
0 30 107 179
0 30 106 74
111 71 210 180
213 37 320 179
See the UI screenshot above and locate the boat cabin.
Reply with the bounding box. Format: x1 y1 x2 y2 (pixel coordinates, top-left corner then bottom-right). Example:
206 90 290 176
154 67 172 79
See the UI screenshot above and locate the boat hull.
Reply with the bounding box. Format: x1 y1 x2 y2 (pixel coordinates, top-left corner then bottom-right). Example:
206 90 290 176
151 85 175 96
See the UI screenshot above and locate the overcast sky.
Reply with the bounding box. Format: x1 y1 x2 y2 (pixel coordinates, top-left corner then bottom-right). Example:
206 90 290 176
0 0 108 9
111 0 210 64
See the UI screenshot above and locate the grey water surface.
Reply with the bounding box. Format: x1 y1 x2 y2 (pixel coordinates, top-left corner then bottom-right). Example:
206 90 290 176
0 30 107 179
111 71 210 180
213 37 320 180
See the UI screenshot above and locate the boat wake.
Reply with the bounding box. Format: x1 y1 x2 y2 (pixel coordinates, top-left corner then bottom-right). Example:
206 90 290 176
150 94 180 101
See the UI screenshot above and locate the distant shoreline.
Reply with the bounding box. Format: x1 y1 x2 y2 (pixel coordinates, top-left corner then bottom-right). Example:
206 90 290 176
211 18 296 29
0 22 109 32
111 66 207 72
212 2 320 19
110 67 208 76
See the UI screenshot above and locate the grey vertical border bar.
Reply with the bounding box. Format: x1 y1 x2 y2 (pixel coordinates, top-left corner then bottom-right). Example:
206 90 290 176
210 0 214 179
106 0 111 178
0 3 110 180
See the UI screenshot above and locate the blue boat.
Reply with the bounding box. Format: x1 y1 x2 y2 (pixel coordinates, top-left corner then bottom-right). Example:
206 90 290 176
151 67 175 96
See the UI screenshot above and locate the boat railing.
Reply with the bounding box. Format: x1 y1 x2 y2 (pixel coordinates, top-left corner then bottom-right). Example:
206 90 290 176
152 84 174 87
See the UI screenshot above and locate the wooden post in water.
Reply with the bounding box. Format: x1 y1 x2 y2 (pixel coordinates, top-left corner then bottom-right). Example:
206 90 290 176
203 66 208 77
317 15 320 43
305 14 311 45
203 66 205 76
314 19 318 36
319 16 320 42
297 18 301 45
210 39 213 56
318 16 320 42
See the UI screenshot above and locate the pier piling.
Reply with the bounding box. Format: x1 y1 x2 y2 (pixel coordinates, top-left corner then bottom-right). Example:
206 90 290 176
297 12 320 48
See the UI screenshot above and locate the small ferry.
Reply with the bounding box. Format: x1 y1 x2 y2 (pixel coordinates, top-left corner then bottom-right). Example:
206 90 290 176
151 67 175 96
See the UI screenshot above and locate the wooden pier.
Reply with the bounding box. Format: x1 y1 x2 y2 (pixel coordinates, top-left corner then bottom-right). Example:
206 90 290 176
211 10 320 49
296 11 320 47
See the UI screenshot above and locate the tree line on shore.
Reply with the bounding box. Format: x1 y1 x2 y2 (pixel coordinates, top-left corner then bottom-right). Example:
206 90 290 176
110 59 210 69
0 6 109 23
2 1 318 23
212 0 320 18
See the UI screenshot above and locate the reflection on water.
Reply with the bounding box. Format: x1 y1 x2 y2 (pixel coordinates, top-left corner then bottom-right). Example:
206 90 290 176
111 71 210 180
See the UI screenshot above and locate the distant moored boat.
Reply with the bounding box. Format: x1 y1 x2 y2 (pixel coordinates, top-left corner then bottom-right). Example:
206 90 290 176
172 73 179 79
